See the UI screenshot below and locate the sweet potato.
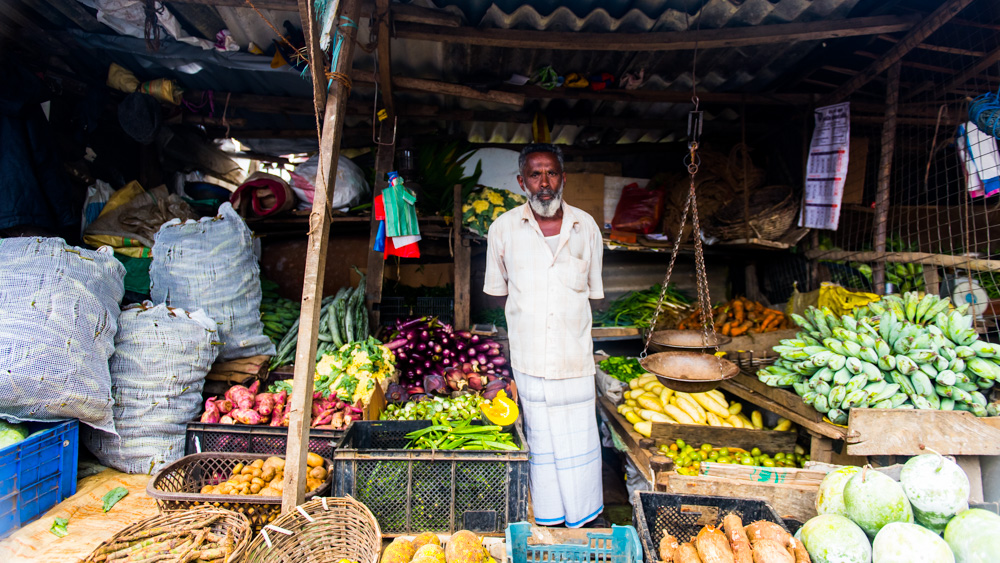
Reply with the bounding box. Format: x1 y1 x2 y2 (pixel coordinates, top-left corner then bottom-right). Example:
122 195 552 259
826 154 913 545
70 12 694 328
676 543 703 563
787 538 810 563
750 540 793 563
659 533 679 562
248 380 260 395
200 398 220 424
744 522 791 547
695 526 734 563
722 514 752 563
254 393 275 416
225 385 255 410
219 415 234 424
230 408 263 425
216 398 233 414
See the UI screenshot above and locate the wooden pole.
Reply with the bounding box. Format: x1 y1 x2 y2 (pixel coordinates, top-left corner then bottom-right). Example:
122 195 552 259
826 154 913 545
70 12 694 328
872 62 901 296
364 0 395 326
297 0 328 119
453 184 471 330
282 0 360 514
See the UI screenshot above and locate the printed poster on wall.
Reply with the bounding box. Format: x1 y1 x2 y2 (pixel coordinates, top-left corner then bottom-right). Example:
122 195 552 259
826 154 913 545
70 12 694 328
800 102 850 230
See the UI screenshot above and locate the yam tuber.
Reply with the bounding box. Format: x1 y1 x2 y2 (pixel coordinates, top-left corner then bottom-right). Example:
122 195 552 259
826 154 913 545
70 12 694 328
200 398 220 424
787 538 810 563
229 408 262 425
695 526 734 563
225 385 255 410
254 393 275 416
659 533 680 562
676 543 703 563
216 398 233 414
744 522 791 547
722 514 753 563
750 540 793 563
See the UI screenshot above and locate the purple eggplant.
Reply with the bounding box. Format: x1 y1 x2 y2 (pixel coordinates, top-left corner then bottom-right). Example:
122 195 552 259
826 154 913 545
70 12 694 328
476 353 489 365
456 330 472 339
485 378 507 393
385 338 408 351
470 334 480 344
486 347 500 356
490 356 507 367
474 342 493 352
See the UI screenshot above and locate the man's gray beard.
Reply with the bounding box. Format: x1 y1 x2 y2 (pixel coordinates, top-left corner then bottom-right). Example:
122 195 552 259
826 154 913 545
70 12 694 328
528 189 563 218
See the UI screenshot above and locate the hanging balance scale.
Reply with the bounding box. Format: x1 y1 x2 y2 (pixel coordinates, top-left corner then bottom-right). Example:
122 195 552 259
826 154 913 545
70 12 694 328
639 107 738 393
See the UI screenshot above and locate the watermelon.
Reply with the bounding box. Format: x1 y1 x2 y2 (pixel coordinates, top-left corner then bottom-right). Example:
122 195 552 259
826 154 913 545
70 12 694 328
844 469 913 538
800 514 872 563
872 522 954 563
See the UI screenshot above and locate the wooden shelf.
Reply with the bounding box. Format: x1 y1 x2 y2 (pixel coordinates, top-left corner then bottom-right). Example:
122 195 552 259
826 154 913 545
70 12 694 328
720 373 847 441
805 249 1000 273
845 408 1000 456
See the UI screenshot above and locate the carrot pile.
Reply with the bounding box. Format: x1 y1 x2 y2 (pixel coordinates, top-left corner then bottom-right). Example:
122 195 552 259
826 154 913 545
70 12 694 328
676 297 790 336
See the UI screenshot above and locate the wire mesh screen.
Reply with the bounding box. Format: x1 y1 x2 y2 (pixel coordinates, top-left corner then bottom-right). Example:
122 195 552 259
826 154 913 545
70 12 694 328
803 0 1000 338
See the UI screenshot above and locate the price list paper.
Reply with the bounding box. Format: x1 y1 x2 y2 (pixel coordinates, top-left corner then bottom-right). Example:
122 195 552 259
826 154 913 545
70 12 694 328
800 102 850 230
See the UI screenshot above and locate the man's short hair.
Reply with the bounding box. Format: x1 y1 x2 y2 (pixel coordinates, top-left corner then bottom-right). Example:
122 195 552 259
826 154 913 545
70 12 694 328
518 143 564 175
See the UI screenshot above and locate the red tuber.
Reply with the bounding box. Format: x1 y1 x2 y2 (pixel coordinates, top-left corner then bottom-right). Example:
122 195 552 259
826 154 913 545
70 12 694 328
254 393 275 416
216 398 234 414
225 385 255 410
200 398 221 423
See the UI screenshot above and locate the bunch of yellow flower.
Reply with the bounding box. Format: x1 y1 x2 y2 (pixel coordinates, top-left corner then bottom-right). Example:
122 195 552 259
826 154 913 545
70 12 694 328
462 187 527 236
315 337 395 405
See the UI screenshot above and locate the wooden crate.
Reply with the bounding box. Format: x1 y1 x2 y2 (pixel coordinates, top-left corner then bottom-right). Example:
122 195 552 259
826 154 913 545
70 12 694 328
656 472 820 523
845 408 1000 456
650 423 797 453
699 461 832 486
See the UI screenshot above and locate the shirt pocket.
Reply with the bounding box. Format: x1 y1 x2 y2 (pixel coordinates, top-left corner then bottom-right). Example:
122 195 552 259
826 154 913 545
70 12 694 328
557 255 589 293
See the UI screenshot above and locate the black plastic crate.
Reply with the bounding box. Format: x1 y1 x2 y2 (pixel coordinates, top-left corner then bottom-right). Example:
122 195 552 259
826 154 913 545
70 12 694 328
332 420 529 536
631 491 789 563
378 297 454 326
185 421 342 459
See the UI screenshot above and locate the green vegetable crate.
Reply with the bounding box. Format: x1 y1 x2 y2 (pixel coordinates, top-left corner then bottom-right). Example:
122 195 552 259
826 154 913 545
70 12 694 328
332 420 529 537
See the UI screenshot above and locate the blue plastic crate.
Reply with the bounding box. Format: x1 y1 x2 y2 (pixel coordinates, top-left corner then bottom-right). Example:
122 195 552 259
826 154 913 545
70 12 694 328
505 521 641 563
0 420 78 539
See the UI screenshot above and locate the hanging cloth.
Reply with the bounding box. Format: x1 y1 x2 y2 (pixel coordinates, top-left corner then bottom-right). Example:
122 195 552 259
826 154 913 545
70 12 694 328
957 121 1000 198
382 172 420 237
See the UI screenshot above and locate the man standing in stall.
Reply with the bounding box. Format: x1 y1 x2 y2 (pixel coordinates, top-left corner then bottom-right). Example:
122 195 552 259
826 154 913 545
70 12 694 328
483 143 605 528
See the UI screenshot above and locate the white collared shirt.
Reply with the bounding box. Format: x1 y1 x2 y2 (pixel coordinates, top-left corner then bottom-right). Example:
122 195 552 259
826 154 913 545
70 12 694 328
484 202 604 379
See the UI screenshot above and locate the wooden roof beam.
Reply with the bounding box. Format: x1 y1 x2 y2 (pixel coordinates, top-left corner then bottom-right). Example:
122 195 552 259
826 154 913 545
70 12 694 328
392 14 918 52
163 0 462 27
819 0 975 105
876 34 985 57
374 0 394 117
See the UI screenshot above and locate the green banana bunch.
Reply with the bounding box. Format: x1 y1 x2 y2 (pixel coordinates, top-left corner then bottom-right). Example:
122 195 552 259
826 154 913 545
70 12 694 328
762 293 1000 420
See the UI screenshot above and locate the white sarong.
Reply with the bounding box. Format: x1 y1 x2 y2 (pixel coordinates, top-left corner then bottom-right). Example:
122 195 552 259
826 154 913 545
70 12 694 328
513 369 604 527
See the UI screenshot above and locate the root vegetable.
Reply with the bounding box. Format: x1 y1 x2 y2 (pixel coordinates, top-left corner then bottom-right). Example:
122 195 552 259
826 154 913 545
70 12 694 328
750 539 793 563
230 408 263 425
254 393 275 416
787 538 810 563
225 385 255 410
219 415 234 425
722 514 752 563
200 399 220 424
676 542 703 563
216 399 233 414
247 380 260 395
306 452 323 468
695 526 734 563
117 518 219 543
308 466 327 480
659 533 680 562
744 522 791 547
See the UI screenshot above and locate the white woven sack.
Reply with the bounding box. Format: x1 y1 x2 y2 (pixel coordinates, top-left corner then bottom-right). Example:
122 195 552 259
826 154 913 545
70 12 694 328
0 237 125 433
83 302 219 474
150 202 275 360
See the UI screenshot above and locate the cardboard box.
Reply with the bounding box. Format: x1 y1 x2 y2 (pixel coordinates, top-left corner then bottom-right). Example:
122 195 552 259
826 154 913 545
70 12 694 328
563 173 605 225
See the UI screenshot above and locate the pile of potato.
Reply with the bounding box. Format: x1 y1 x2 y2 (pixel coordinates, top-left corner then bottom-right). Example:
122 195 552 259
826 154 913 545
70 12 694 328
200 453 328 497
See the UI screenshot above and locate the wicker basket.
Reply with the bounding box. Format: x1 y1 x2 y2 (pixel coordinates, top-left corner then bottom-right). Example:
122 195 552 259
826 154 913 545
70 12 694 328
242 496 382 563
81 506 251 563
147 452 332 532
707 185 798 241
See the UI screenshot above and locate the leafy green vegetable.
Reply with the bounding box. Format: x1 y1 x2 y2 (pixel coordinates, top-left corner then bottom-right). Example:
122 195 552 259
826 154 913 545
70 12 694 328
415 141 483 217
599 357 645 383
593 283 691 328
101 486 128 512
50 517 68 538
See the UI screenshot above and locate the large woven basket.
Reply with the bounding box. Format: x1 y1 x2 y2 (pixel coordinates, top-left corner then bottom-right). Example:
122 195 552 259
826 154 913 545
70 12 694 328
707 185 798 241
81 506 251 563
242 496 382 563
147 452 332 532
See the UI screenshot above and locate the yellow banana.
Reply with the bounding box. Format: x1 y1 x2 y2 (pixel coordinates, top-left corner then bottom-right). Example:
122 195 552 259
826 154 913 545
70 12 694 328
637 374 658 387
628 378 641 390
774 418 793 432
664 404 696 425
659 388 675 407
751 410 764 429
676 396 707 424
706 389 727 407
637 396 665 413
640 409 672 423
728 402 743 416
706 412 724 427
634 421 652 437
692 393 731 418
625 411 642 425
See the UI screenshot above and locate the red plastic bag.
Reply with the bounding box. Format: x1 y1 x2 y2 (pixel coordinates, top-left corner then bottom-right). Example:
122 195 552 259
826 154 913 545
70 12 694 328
611 183 665 234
